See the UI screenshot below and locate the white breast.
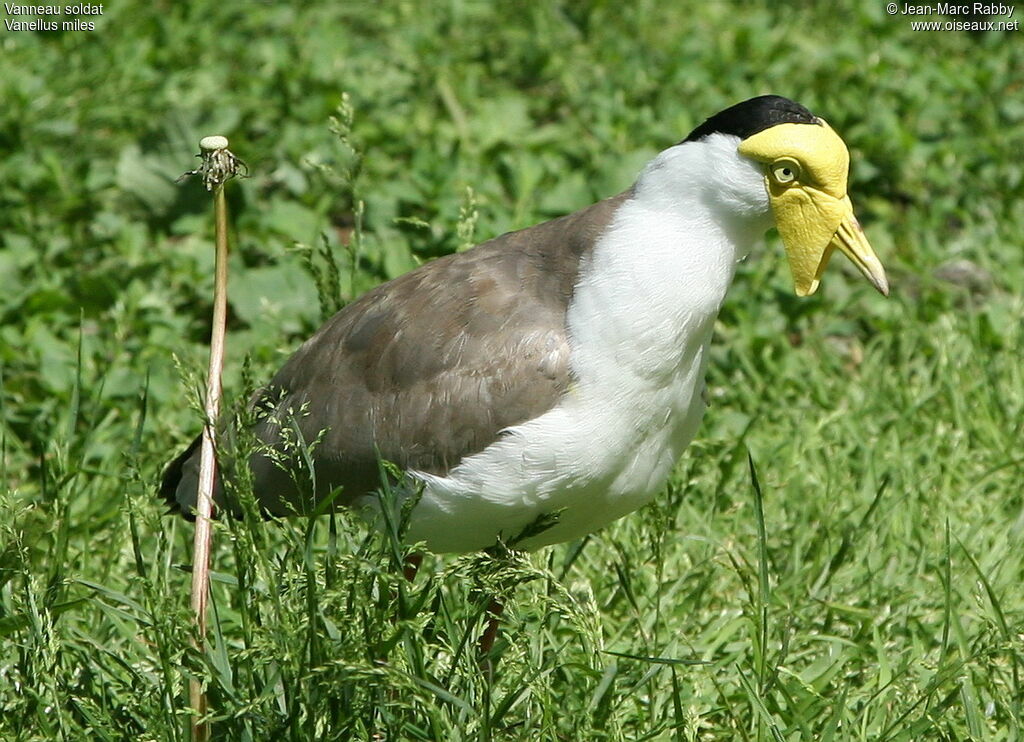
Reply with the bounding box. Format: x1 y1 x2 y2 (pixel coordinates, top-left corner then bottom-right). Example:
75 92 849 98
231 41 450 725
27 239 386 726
402 136 771 552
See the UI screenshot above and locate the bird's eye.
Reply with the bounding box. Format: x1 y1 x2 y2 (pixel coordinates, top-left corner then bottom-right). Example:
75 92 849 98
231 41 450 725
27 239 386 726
770 159 800 184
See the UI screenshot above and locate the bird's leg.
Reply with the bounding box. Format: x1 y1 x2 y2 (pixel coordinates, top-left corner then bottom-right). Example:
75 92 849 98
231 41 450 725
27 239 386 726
403 552 423 582
474 539 529 672
388 554 422 628
476 597 504 672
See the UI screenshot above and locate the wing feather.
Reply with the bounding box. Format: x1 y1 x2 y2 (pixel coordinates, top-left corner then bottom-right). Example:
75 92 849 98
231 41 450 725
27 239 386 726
165 192 629 516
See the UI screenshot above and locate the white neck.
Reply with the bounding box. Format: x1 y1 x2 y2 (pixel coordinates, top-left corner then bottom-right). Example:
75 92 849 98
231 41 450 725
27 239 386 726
568 133 772 388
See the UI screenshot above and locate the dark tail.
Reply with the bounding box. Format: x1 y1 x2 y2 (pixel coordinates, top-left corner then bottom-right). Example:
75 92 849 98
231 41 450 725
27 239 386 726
159 433 202 520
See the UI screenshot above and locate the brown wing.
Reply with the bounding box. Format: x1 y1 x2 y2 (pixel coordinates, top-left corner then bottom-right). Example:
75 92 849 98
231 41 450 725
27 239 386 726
162 192 628 516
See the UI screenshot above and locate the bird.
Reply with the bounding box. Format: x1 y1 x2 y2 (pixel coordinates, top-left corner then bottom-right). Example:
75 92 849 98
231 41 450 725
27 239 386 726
162 95 888 555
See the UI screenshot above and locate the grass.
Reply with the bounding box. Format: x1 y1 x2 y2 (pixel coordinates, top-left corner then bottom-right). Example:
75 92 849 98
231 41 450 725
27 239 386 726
2 0 1023 739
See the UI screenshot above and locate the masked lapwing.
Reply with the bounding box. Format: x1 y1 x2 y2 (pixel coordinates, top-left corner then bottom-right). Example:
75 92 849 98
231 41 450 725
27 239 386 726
162 95 888 554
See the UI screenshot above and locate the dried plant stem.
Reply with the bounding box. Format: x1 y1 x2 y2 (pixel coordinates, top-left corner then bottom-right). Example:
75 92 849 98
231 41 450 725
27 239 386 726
179 135 244 742
188 182 228 741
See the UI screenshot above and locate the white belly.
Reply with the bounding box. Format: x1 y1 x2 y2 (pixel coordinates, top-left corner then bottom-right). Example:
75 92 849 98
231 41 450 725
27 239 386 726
403 341 711 553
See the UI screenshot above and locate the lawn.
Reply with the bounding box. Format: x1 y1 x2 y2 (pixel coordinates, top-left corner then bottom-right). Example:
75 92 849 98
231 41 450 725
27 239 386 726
1 1 1022 739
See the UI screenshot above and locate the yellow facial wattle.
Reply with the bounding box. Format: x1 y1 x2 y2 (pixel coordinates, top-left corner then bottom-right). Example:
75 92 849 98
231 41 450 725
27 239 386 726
738 120 888 297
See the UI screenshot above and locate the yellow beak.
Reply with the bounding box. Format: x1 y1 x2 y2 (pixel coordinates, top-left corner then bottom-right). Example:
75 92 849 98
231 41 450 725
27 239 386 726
777 191 889 297
828 198 889 296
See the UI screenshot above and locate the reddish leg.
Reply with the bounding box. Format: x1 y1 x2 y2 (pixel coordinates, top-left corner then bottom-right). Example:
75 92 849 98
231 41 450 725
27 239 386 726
477 598 505 671
403 552 423 582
